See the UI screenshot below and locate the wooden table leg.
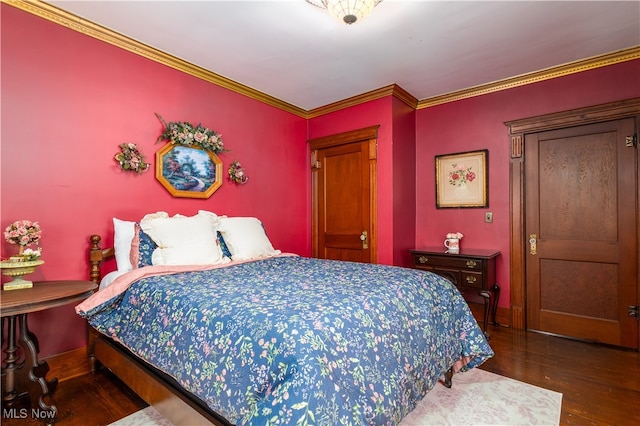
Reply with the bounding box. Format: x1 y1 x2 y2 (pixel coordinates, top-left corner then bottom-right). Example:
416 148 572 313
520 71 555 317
18 314 58 421
2 316 31 410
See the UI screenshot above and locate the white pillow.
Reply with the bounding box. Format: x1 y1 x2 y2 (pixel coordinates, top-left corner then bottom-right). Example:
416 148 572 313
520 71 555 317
218 217 281 261
140 211 224 265
113 218 136 272
99 269 127 290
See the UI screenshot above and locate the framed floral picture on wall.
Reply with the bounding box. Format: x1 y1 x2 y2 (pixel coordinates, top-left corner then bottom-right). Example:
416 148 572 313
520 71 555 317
155 144 223 199
435 149 488 208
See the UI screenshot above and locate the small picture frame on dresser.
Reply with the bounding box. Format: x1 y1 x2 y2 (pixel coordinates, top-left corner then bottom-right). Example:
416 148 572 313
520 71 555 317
435 149 488 208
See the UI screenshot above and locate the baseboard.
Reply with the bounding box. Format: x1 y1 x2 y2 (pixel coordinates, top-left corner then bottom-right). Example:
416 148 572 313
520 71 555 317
494 306 512 327
469 303 512 328
43 346 91 382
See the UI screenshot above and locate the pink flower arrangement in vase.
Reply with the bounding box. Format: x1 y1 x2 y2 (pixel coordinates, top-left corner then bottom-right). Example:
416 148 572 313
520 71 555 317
4 220 42 261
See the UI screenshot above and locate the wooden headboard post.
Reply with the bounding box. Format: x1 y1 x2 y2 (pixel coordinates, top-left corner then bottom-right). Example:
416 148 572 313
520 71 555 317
88 234 115 373
89 235 114 284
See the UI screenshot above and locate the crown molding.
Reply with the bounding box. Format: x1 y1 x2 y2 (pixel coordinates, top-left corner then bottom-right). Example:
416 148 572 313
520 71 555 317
312 47 640 114
416 46 640 109
307 84 418 118
6 1 639 118
5 0 308 118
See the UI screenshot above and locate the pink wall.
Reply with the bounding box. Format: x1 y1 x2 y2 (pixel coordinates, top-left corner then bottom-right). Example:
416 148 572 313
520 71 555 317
308 97 398 265
1 5 309 357
391 97 416 266
416 59 640 309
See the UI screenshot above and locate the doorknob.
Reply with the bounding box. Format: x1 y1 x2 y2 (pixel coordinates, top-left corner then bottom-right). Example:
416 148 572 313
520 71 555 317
360 231 368 249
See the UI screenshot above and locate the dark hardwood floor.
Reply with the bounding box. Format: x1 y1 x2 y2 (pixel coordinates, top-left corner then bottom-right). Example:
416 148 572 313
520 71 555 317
2 326 639 425
482 327 640 425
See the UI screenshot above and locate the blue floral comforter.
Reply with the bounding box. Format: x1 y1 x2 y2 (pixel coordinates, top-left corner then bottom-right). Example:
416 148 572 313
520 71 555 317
77 256 493 425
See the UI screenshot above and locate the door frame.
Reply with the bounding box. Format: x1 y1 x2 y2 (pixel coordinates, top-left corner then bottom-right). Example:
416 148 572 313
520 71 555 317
505 98 640 330
308 125 379 262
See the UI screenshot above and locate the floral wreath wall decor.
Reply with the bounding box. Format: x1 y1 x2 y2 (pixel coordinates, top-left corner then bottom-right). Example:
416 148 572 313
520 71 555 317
154 113 226 198
155 113 226 155
114 143 150 174
435 149 488 208
228 160 249 185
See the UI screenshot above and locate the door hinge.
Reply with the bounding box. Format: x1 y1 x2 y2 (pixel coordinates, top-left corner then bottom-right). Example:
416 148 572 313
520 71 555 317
625 134 637 148
312 160 321 170
628 305 639 318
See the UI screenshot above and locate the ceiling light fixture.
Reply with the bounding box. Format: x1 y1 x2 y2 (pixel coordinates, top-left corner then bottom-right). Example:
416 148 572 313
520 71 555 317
306 0 382 25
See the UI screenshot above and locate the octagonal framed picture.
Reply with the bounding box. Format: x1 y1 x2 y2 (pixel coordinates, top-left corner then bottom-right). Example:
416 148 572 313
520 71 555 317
155 144 222 198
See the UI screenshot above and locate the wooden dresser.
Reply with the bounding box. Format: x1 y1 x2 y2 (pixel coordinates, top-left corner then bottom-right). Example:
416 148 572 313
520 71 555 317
409 247 500 336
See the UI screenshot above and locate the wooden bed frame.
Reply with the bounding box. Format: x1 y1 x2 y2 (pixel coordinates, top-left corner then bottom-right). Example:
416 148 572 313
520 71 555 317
87 234 456 425
88 235 231 426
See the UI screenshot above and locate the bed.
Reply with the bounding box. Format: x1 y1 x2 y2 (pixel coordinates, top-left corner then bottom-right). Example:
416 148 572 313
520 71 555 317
78 211 493 425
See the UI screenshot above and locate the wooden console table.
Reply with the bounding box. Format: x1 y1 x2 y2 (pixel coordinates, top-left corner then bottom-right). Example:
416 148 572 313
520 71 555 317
410 248 500 337
1 280 97 422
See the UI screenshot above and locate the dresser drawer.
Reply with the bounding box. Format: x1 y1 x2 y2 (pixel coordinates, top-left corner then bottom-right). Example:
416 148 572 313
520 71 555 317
461 271 483 289
431 268 461 288
412 253 484 271
424 268 482 291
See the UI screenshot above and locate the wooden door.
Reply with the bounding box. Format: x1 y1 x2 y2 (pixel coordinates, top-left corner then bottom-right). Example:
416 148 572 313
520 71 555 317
310 126 378 263
524 118 638 348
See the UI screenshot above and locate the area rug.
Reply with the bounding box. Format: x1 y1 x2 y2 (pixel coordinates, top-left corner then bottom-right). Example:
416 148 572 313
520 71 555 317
400 368 562 425
110 368 562 426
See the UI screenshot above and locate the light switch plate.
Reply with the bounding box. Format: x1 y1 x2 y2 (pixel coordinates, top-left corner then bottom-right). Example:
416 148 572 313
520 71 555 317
485 212 493 223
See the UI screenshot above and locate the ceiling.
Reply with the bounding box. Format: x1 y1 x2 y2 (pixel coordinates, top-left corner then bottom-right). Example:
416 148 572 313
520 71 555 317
44 0 640 111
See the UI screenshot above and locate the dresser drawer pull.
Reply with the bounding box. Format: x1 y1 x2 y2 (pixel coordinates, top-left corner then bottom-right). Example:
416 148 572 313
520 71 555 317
418 256 428 264
466 276 477 284
466 260 477 268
